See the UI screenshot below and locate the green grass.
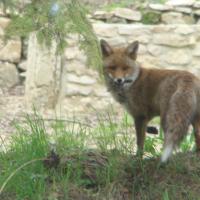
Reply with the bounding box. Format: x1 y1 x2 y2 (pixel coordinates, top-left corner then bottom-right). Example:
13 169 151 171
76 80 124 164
0 111 199 200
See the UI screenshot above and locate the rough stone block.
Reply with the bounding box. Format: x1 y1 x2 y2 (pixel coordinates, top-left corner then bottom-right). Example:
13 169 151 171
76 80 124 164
0 17 10 35
193 43 200 56
0 39 22 63
93 10 113 20
0 62 19 88
174 6 192 14
166 0 194 6
106 37 127 47
174 26 194 34
111 8 142 21
118 25 151 35
67 73 96 85
93 24 118 37
153 33 195 47
149 3 173 11
193 2 200 8
147 44 166 56
65 83 93 96
163 49 191 65
18 60 27 71
193 9 200 16
161 12 195 24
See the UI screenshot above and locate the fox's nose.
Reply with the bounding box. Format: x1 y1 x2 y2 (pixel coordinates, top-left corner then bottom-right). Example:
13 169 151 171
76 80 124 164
116 78 123 84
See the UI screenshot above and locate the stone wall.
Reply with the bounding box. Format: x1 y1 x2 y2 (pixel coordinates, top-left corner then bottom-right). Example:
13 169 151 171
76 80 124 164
0 17 22 90
1 0 200 113
91 0 200 24
61 24 200 113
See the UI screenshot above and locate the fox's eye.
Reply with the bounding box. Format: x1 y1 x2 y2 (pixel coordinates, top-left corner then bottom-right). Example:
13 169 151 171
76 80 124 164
123 67 129 71
109 66 116 70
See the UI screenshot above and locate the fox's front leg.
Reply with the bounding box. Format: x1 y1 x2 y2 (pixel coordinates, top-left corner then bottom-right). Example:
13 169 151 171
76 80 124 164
134 116 148 157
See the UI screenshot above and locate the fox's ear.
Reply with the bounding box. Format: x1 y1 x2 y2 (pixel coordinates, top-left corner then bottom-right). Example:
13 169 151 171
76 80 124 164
125 41 139 60
100 39 113 57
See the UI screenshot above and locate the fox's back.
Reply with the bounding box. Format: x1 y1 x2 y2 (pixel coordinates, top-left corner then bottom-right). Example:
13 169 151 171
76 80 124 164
106 67 200 118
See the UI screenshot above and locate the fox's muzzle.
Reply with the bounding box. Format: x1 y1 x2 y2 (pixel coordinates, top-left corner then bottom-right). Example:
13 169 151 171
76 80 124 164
114 78 125 85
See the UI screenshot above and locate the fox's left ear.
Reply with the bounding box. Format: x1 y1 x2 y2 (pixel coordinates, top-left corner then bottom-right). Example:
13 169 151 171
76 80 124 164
125 41 139 60
100 39 113 57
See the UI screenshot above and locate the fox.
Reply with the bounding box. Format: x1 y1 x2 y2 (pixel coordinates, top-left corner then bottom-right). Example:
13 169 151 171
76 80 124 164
100 39 200 163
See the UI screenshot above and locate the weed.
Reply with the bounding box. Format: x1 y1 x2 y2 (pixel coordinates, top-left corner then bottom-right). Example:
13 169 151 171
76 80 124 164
0 114 49 200
0 111 198 200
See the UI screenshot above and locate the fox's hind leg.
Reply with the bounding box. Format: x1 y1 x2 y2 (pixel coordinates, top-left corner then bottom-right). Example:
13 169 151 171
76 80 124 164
192 119 200 152
161 90 196 163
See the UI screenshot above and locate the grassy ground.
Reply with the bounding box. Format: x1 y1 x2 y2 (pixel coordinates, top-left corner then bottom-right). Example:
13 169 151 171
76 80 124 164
0 111 199 200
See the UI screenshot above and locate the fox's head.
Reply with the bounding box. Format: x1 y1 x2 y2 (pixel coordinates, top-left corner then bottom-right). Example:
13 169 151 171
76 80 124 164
100 40 140 87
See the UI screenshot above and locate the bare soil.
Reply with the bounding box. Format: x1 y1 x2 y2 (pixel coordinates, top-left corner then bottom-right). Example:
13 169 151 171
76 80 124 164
0 85 25 136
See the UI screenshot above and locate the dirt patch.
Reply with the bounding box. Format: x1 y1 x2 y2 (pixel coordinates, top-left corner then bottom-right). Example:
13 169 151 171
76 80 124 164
0 85 25 136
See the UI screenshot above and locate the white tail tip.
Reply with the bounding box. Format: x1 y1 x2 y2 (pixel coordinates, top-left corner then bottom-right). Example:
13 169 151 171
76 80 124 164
161 143 173 163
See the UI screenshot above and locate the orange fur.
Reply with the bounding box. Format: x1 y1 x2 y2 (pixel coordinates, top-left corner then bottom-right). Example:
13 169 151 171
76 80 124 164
100 39 200 162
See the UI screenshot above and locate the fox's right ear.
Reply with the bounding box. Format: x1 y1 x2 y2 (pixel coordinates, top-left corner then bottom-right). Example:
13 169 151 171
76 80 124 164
100 39 113 57
125 41 139 60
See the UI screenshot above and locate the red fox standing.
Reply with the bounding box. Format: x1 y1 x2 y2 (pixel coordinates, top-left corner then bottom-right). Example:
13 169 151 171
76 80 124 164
100 39 200 163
